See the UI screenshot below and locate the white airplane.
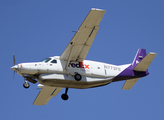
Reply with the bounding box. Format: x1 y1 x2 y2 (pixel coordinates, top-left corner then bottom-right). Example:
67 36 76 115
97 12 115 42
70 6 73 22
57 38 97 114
11 8 156 105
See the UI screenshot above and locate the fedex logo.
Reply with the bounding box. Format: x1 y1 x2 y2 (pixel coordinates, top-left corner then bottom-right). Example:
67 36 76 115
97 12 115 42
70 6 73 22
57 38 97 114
68 62 90 69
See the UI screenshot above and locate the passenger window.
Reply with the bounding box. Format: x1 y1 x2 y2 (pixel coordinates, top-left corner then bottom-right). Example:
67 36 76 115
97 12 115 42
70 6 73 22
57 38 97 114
51 60 57 63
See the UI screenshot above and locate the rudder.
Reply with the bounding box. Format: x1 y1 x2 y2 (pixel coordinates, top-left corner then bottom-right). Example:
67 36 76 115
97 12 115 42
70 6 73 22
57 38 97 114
132 48 146 69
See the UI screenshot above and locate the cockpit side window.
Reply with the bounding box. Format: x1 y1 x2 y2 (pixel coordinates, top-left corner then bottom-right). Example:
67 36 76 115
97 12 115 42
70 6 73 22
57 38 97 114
40 58 52 63
51 59 57 63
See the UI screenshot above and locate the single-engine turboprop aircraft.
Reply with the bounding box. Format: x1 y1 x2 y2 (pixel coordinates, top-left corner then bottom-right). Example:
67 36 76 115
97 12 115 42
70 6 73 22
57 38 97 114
11 8 156 105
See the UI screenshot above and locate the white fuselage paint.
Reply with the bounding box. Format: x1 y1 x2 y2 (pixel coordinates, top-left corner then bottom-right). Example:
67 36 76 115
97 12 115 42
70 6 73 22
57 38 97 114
16 56 130 89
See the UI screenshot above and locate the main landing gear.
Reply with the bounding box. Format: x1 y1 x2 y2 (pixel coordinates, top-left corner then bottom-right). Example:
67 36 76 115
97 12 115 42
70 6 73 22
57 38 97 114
61 73 81 100
74 72 82 81
61 88 69 100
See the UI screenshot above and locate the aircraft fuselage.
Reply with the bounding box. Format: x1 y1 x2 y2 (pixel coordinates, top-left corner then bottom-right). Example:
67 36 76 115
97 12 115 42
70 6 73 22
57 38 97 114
12 56 147 89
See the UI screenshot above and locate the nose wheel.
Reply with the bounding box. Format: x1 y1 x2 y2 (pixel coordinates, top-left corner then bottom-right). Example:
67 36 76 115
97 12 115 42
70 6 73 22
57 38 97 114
61 88 69 100
23 80 30 89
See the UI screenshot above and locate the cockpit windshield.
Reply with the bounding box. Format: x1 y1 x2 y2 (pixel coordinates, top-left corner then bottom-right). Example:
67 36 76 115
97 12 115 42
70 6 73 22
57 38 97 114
40 58 52 63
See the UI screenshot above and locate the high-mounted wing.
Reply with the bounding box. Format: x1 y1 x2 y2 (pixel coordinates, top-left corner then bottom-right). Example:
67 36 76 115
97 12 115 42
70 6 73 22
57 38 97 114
60 8 105 70
33 85 62 105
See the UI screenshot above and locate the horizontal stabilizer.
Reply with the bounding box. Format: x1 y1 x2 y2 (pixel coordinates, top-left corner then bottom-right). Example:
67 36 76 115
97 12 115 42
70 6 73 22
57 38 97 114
133 53 156 72
122 78 139 90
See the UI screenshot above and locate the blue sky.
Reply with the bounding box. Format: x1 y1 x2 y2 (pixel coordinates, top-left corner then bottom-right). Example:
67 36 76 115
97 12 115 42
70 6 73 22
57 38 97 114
0 0 164 120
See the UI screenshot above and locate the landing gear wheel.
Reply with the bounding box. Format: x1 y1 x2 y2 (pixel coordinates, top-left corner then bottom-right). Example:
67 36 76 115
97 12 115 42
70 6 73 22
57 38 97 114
61 94 69 100
74 73 82 81
23 82 30 89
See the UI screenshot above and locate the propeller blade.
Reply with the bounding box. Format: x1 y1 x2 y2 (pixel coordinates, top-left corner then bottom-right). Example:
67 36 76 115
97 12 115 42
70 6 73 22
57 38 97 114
12 71 15 80
12 54 16 80
13 53 16 65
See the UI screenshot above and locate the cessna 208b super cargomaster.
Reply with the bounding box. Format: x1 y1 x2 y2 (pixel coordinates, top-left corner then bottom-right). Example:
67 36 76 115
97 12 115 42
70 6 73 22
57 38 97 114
11 8 156 105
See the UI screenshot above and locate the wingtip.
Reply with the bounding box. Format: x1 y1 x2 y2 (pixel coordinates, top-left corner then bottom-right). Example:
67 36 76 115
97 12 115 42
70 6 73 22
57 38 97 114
149 52 157 55
91 8 105 11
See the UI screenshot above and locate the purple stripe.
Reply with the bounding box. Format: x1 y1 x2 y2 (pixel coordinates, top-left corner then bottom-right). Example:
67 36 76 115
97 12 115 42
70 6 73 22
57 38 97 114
112 49 149 82
112 64 149 82
132 48 146 68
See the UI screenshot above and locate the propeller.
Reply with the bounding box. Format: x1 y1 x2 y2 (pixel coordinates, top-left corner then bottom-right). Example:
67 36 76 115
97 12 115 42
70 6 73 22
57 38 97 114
13 53 16 65
12 54 16 80
11 54 19 80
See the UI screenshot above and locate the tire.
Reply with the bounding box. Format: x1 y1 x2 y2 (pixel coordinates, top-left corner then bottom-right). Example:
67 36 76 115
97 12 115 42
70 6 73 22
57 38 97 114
61 94 69 100
74 73 82 81
23 82 30 89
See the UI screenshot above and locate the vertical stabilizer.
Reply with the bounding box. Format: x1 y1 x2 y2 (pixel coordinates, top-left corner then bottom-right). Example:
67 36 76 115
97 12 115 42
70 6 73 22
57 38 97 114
132 48 146 69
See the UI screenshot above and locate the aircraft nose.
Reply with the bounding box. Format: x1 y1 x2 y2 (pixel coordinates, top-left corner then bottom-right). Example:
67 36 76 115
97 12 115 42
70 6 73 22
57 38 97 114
11 65 18 71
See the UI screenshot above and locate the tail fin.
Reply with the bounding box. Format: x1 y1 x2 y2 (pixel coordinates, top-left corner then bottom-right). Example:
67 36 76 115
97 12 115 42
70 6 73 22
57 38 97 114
122 49 156 90
132 48 157 72
132 48 146 69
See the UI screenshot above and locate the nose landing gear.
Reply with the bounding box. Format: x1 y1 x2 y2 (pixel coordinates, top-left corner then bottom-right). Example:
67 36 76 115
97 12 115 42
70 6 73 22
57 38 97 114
23 80 30 89
22 77 37 89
